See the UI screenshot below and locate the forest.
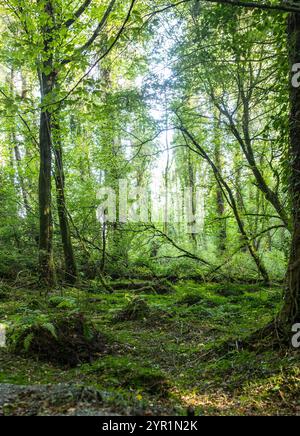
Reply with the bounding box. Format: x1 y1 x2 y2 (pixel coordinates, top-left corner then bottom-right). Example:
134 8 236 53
0 0 299 417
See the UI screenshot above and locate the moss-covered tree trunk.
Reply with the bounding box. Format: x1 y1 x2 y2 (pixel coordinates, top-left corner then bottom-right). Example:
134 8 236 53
187 148 198 248
214 120 226 252
53 116 77 284
38 71 55 286
38 0 55 286
280 7 300 326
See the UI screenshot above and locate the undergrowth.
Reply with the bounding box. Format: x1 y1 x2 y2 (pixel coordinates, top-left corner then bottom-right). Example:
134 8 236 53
0 280 299 415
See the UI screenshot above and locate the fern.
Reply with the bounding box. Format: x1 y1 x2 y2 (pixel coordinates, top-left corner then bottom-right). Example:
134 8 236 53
43 322 57 339
49 296 77 309
23 333 34 352
8 311 57 352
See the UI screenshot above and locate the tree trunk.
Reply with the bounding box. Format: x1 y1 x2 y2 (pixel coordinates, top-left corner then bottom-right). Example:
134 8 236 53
13 138 31 215
38 71 55 286
9 69 31 215
101 221 107 272
214 125 226 252
280 7 300 326
187 148 198 247
234 150 247 252
38 0 55 286
53 116 77 284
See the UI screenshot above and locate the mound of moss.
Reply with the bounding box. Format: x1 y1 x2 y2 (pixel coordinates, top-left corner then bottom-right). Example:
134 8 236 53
214 285 244 297
8 312 106 367
177 292 204 306
124 367 169 396
114 297 151 321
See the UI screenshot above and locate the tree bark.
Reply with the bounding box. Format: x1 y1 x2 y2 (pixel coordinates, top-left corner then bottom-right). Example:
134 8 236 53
280 6 300 326
38 0 55 286
9 69 31 215
214 121 226 252
53 116 77 284
187 148 198 247
233 150 247 252
13 137 31 215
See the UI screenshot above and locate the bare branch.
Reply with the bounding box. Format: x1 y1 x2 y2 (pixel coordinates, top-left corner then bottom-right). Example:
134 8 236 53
62 0 117 65
138 224 212 266
77 0 117 51
205 0 300 13
56 0 137 104
147 0 300 17
64 0 93 28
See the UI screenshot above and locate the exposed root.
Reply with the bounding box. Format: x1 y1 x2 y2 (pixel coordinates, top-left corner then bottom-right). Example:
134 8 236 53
243 321 295 351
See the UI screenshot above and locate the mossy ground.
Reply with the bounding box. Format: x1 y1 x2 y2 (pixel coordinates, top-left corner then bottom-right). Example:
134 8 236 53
0 281 299 415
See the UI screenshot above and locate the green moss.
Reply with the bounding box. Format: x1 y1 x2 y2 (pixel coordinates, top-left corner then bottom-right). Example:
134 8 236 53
0 281 298 415
177 292 204 306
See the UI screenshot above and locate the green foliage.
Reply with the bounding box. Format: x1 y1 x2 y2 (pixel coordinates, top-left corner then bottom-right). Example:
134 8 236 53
0 0 292 287
0 0 298 415
8 311 57 353
48 296 78 309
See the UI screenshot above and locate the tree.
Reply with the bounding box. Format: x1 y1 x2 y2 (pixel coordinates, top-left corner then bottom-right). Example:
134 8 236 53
2 0 137 286
280 4 300 328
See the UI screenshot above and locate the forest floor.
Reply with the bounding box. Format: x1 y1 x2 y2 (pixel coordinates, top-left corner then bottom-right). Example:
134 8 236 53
0 281 299 416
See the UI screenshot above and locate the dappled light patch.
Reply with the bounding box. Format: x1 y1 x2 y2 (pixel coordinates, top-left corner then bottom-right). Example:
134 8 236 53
178 356 300 415
180 390 237 416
